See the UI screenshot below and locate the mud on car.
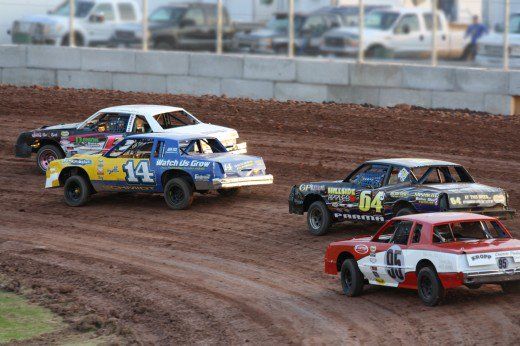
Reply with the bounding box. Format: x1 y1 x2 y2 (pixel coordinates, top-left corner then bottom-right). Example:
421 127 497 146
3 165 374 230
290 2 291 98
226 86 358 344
289 158 515 235
15 105 247 173
324 212 520 306
45 133 272 209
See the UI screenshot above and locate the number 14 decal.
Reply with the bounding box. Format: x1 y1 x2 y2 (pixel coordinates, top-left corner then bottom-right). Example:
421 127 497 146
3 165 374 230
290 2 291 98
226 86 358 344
123 160 155 184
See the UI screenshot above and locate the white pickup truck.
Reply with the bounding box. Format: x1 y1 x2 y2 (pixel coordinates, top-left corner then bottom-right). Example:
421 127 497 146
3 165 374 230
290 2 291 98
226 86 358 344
476 14 520 68
320 7 469 59
9 0 141 47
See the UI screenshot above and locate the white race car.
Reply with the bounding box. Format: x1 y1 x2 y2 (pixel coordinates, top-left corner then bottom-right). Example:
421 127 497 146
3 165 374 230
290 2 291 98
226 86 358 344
15 105 247 172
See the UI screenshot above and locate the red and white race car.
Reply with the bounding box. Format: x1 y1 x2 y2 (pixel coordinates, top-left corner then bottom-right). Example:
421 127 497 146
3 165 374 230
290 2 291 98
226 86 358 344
324 212 520 306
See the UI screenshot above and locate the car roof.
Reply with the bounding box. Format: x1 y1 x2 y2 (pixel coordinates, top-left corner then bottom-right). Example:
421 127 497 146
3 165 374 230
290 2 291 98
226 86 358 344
127 132 214 142
393 212 496 225
366 158 459 168
99 105 184 117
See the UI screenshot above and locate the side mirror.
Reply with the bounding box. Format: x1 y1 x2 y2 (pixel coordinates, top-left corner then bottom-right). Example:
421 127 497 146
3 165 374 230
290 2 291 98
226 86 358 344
89 13 105 23
180 18 196 27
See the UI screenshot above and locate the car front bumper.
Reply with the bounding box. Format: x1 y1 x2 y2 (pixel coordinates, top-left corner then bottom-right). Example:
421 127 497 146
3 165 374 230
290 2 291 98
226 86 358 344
464 268 520 285
211 174 273 189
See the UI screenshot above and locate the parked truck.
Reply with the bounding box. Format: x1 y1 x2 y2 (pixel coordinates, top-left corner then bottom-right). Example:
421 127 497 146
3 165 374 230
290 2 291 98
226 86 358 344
8 0 141 47
475 14 520 69
320 7 469 59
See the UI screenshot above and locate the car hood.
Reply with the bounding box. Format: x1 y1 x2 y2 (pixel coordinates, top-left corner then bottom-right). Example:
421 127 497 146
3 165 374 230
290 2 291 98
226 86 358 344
40 123 80 131
163 123 238 139
422 183 507 208
17 14 69 26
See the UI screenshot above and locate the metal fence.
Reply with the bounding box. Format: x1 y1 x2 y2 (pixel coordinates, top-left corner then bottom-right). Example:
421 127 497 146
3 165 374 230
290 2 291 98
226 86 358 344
10 0 517 70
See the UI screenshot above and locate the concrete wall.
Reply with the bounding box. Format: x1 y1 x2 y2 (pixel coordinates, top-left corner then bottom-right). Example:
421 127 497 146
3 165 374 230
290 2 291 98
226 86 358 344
0 44 517 115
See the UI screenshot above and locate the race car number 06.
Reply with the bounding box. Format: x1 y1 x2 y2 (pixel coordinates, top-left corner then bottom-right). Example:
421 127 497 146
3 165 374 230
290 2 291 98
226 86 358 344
386 247 405 282
123 161 155 184
359 191 384 213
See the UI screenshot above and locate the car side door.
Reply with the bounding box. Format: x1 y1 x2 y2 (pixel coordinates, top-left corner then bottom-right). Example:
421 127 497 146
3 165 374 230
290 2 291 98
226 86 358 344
75 113 131 154
178 7 207 49
392 13 424 56
362 220 414 287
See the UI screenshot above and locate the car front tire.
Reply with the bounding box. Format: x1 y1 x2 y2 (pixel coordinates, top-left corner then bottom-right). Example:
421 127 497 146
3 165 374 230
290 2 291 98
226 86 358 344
64 175 90 207
340 259 364 297
306 200 331 236
164 178 193 210
36 144 64 173
417 267 445 306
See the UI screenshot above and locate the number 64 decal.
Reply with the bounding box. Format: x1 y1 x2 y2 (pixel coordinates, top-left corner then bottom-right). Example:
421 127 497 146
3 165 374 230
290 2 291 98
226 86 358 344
123 160 155 184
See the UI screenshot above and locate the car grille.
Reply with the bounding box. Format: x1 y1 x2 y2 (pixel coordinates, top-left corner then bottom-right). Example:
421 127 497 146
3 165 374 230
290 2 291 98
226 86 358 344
481 45 503 57
325 37 346 48
13 22 44 35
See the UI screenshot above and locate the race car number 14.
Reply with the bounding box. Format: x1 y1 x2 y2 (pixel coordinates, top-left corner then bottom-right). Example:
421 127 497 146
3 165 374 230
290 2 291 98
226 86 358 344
123 160 155 184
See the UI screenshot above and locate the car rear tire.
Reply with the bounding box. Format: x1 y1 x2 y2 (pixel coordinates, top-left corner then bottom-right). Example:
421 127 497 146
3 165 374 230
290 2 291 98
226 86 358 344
340 259 364 297
501 281 520 294
417 267 445 306
217 188 240 197
164 178 193 210
396 207 415 217
64 175 90 207
36 144 64 173
307 201 331 236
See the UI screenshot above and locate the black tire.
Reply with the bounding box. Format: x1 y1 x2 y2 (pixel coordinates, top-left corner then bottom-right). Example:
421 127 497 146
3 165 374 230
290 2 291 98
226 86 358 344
396 207 415 217
217 188 240 197
306 200 331 236
465 283 482 290
365 45 388 59
417 267 445 306
61 32 84 46
36 144 64 173
340 259 364 297
64 175 90 207
501 281 520 294
164 178 193 210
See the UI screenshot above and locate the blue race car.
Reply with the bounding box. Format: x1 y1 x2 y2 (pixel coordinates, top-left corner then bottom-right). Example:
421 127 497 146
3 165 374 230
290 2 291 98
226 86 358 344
45 133 273 209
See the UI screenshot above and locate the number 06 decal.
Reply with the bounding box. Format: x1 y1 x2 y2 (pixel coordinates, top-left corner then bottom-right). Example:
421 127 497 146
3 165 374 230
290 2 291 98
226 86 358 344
123 160 155 184
385 245 405 283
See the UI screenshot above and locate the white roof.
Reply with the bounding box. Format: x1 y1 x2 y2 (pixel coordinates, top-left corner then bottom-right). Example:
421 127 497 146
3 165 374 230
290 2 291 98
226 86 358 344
99 105 185 117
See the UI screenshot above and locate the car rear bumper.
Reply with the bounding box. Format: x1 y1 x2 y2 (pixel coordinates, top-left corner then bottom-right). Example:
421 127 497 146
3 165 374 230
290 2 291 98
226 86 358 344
211 174 273 189
464 269 520 285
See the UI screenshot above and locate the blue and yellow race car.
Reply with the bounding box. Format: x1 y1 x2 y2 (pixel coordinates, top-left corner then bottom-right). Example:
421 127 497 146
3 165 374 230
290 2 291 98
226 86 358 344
45 133 273 209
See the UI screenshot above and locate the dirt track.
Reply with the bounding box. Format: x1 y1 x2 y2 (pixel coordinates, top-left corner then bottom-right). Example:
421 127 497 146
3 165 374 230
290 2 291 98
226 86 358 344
0 85 519 344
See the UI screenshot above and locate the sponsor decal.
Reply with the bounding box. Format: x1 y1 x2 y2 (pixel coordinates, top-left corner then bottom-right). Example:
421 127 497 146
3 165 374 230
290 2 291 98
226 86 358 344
50 132 59 138
235 161 255 171
194 174 211 181
61 131 69 137
123 160 155 184
334 213 385 222
375 278 385 284
471 254 492 261
493 194 506 204
450 196 462 205
299 184 325 192
355 244 369 254
328 187 355 196
156 159 211 169
497 257 509 270
166 147 178 154
33 132 43 138
106 185 154 192
75 137 100 144
389 191 409 198
398 168 409 182
63 158 92 166
126 114 136 133
108 166 119 174
369 246 377 263
467 253 495 266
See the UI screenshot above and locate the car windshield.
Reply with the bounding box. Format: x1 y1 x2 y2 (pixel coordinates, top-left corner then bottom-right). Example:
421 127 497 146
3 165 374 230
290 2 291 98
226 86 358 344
154 111 199 130
412 165 474 184
52 0 95 17
365 11 399 30
266 15 304 32
433 221 510 243
149 6 186 23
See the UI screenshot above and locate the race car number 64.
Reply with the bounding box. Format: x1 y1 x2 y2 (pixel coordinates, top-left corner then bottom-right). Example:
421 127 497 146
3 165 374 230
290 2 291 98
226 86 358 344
359 191 384 213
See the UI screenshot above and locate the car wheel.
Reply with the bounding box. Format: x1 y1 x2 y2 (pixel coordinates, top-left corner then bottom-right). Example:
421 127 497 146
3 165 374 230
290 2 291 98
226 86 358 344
417 266 445 306
340 259 364 297
217 188 240 197
306 201 331 236
164 178 193 210
396 207 415 217
501 281 520 294
64 175 90 207
36 145 64 173
366 45 388 59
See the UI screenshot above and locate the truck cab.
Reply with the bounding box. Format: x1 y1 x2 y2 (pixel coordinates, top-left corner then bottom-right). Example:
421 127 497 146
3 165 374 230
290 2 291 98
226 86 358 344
9 0 141 47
